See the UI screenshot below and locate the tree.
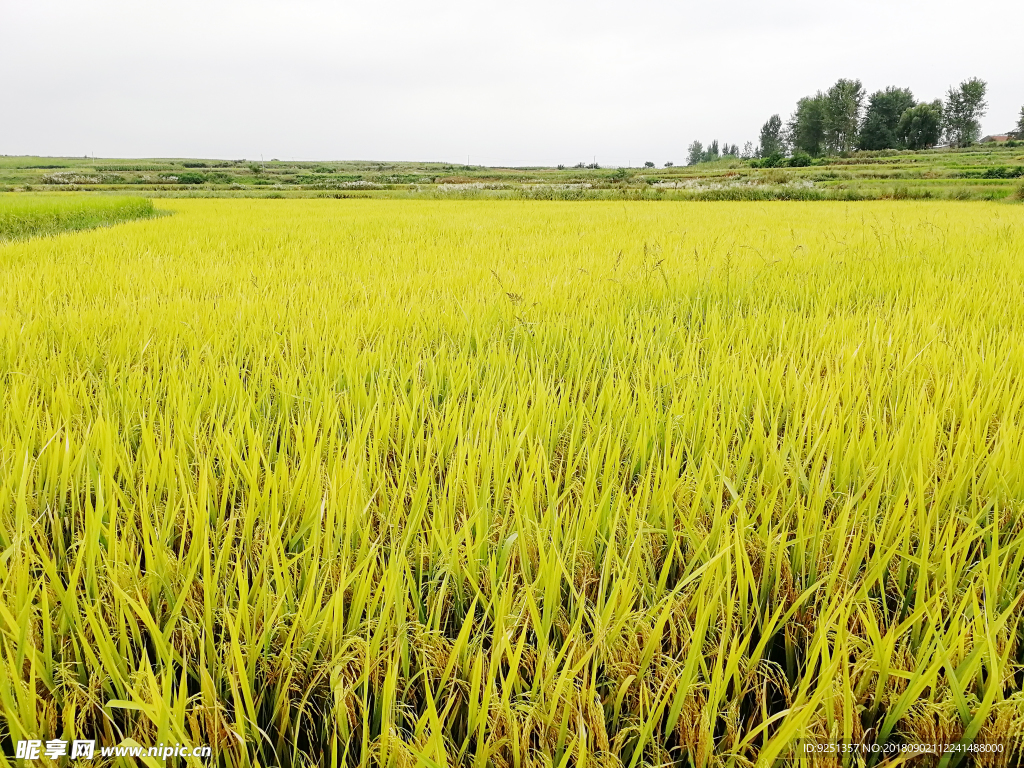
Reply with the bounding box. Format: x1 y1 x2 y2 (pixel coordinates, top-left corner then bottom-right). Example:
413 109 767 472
644 161 655 168
687 141 704 166
896 101 943 150
741 141 755 159
823 78 865 154
758 115 784 158
1012 106 1024 140
944 78 988 148
788 95 826 157
664 161 674 167
858 87 916 150
706 140 720 161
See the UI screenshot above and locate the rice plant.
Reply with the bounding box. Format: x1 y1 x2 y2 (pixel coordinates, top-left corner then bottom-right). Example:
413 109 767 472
1 200 1023 767
0 195 155 242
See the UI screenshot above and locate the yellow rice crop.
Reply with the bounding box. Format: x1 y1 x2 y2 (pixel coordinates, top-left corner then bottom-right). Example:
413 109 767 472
1 200 1023 766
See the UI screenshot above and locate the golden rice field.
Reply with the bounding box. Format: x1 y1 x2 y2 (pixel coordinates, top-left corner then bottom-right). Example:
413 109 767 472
1 199 1023 767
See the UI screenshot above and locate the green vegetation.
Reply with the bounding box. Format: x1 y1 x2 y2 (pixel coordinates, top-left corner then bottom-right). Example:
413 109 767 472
758 115 785 159
0 195 156 241
788 93 828 158
2 142 1023 202
944 78 989 148
896 101 944 150
686 140 740 166
758 76 993 158
1011 105 1024 140
858 87 916 151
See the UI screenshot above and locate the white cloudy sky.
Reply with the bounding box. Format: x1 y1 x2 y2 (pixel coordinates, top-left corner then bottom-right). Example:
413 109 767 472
1 0 1021 166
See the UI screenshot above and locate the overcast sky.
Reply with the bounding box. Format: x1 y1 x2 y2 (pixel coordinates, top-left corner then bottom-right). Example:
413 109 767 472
2 0 1021 166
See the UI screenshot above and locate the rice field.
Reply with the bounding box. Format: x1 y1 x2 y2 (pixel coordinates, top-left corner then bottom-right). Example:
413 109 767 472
1 199 1023 766
0 195 155 242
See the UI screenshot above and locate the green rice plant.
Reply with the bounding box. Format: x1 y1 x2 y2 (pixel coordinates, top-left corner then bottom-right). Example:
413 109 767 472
0 195 155 241
0 200 1023 766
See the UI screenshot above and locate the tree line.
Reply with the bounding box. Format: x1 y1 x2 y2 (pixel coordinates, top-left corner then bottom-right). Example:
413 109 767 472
684 77 1022 166
685 140 743 166
759 77 997 161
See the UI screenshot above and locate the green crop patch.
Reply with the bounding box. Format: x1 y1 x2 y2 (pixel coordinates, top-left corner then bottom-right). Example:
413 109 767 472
0 195 157 241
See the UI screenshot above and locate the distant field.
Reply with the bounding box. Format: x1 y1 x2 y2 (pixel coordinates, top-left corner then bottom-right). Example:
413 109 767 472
2 144 1023 201
2 200 1023 765
0 194 155 241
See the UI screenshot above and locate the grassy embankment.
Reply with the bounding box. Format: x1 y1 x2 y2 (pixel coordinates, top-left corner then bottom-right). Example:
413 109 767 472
1 200 1023 766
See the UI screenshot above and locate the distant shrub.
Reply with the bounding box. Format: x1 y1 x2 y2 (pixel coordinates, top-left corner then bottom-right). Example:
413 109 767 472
788 152 813 167
303 178 384 190
98 164 172 172
181 161 208 168
173 172 207 185
42 172 102 185
644 161 655 168
297 174 362 186
371 174 423 185
981 167 1024 179
754 152 786 168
